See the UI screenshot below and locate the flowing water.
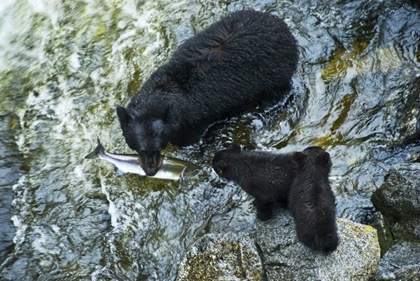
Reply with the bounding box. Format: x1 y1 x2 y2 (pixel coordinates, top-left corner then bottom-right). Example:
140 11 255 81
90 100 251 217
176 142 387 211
0 0 419 280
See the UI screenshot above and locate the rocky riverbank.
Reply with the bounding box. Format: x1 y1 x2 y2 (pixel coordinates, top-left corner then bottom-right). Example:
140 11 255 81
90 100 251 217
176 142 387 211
371 163 420 280
177 210 381 281
177 161 420 280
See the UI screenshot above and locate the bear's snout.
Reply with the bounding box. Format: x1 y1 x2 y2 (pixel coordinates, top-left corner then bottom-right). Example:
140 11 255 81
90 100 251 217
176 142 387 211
139 152 163 176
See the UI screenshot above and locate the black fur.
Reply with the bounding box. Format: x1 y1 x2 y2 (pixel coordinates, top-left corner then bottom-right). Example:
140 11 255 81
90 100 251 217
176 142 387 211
288 146 338 253
117 10 298 176
212 143 306 221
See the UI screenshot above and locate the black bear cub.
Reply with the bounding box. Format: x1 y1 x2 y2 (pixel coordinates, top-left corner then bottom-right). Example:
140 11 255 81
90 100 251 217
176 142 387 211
212 144 305 221
117 10 298 176
288 146 338 253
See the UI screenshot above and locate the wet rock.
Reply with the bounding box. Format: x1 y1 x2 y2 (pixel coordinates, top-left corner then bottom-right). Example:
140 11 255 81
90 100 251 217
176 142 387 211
391 218 420 241
178 210 381 281
0 113 21 265
371 163 420 242
396 65 420 147
375 241 420 281
256 210 380 281
370 212 394 256
336 197 376 225
0 187 14 265
176 232 263 281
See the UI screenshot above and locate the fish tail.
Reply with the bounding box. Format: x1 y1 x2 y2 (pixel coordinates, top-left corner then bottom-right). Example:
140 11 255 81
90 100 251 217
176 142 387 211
85 138 105 159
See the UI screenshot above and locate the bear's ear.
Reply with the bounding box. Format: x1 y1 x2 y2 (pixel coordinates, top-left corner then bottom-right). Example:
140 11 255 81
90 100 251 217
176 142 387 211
213 160 227 175
117 106 131 125
293 152 307 168
227 143 241 153
316 151 331 165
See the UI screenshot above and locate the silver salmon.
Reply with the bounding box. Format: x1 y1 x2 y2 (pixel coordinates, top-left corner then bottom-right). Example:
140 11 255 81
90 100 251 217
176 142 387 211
85 139 201 181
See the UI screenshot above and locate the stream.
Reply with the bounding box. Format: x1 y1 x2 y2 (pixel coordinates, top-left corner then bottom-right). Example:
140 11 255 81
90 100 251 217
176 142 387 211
0 0 419 280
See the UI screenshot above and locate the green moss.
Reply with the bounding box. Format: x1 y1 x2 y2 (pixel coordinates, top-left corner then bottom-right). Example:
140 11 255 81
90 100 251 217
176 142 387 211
127 65 144 96
370 215 394 257
179 239 262 281
182 251 224 280
321 41 368 82
331 92 357 132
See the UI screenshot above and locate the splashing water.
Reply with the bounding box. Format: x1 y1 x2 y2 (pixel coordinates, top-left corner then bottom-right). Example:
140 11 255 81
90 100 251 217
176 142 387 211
0 0 419 280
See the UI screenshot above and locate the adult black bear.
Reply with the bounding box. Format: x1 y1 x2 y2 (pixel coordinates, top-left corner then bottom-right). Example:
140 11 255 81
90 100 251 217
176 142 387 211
117 10 298 176
212 143 305 221
288 146 338 253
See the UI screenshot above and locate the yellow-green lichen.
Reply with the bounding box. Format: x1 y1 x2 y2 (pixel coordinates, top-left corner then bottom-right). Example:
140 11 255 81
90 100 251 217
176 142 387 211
321 41 368 82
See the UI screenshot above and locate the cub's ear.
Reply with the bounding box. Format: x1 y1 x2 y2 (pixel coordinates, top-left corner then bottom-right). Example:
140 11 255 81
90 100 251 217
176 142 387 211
228 143 241 153
293 152 307 168
316 151 331 165
213 160 227 175
117 106 131 125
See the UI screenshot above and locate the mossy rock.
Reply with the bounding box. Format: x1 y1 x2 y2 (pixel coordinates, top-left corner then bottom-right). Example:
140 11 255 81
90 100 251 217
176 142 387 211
176 232 263 281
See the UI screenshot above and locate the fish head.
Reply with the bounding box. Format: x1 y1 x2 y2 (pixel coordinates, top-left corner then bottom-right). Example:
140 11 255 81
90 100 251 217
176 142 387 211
117 106 173 176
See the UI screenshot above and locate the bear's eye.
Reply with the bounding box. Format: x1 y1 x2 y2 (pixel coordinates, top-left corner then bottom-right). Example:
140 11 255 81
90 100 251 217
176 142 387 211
215 161 227 174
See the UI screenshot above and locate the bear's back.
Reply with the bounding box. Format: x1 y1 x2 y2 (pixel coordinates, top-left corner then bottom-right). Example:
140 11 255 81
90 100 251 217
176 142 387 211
223 150 300 205
123 10 299 149
170 10 298 101
288 147 338 252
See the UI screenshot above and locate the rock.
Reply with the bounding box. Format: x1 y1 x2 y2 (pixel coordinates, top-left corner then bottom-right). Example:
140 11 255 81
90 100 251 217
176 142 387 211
391 218 420 241
370 212 394 256
375 241 420 281
256 210 380 281
0 113 21 265
178 210 381 281
371 163 420 242
396 76 420 147
176 232 263 281
336 197 376 225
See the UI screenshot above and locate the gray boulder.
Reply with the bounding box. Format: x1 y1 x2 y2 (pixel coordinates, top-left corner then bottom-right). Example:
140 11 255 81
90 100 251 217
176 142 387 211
256 210 380 281
375 241 420 281
176 232 263 281
394 76 420 147
370 212 394 256
177 210 380 281
371 163 420 242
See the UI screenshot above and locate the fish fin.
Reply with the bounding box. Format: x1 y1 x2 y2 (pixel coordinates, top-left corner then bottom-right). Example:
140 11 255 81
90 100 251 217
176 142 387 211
191 169 202 177
85 138 105 159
